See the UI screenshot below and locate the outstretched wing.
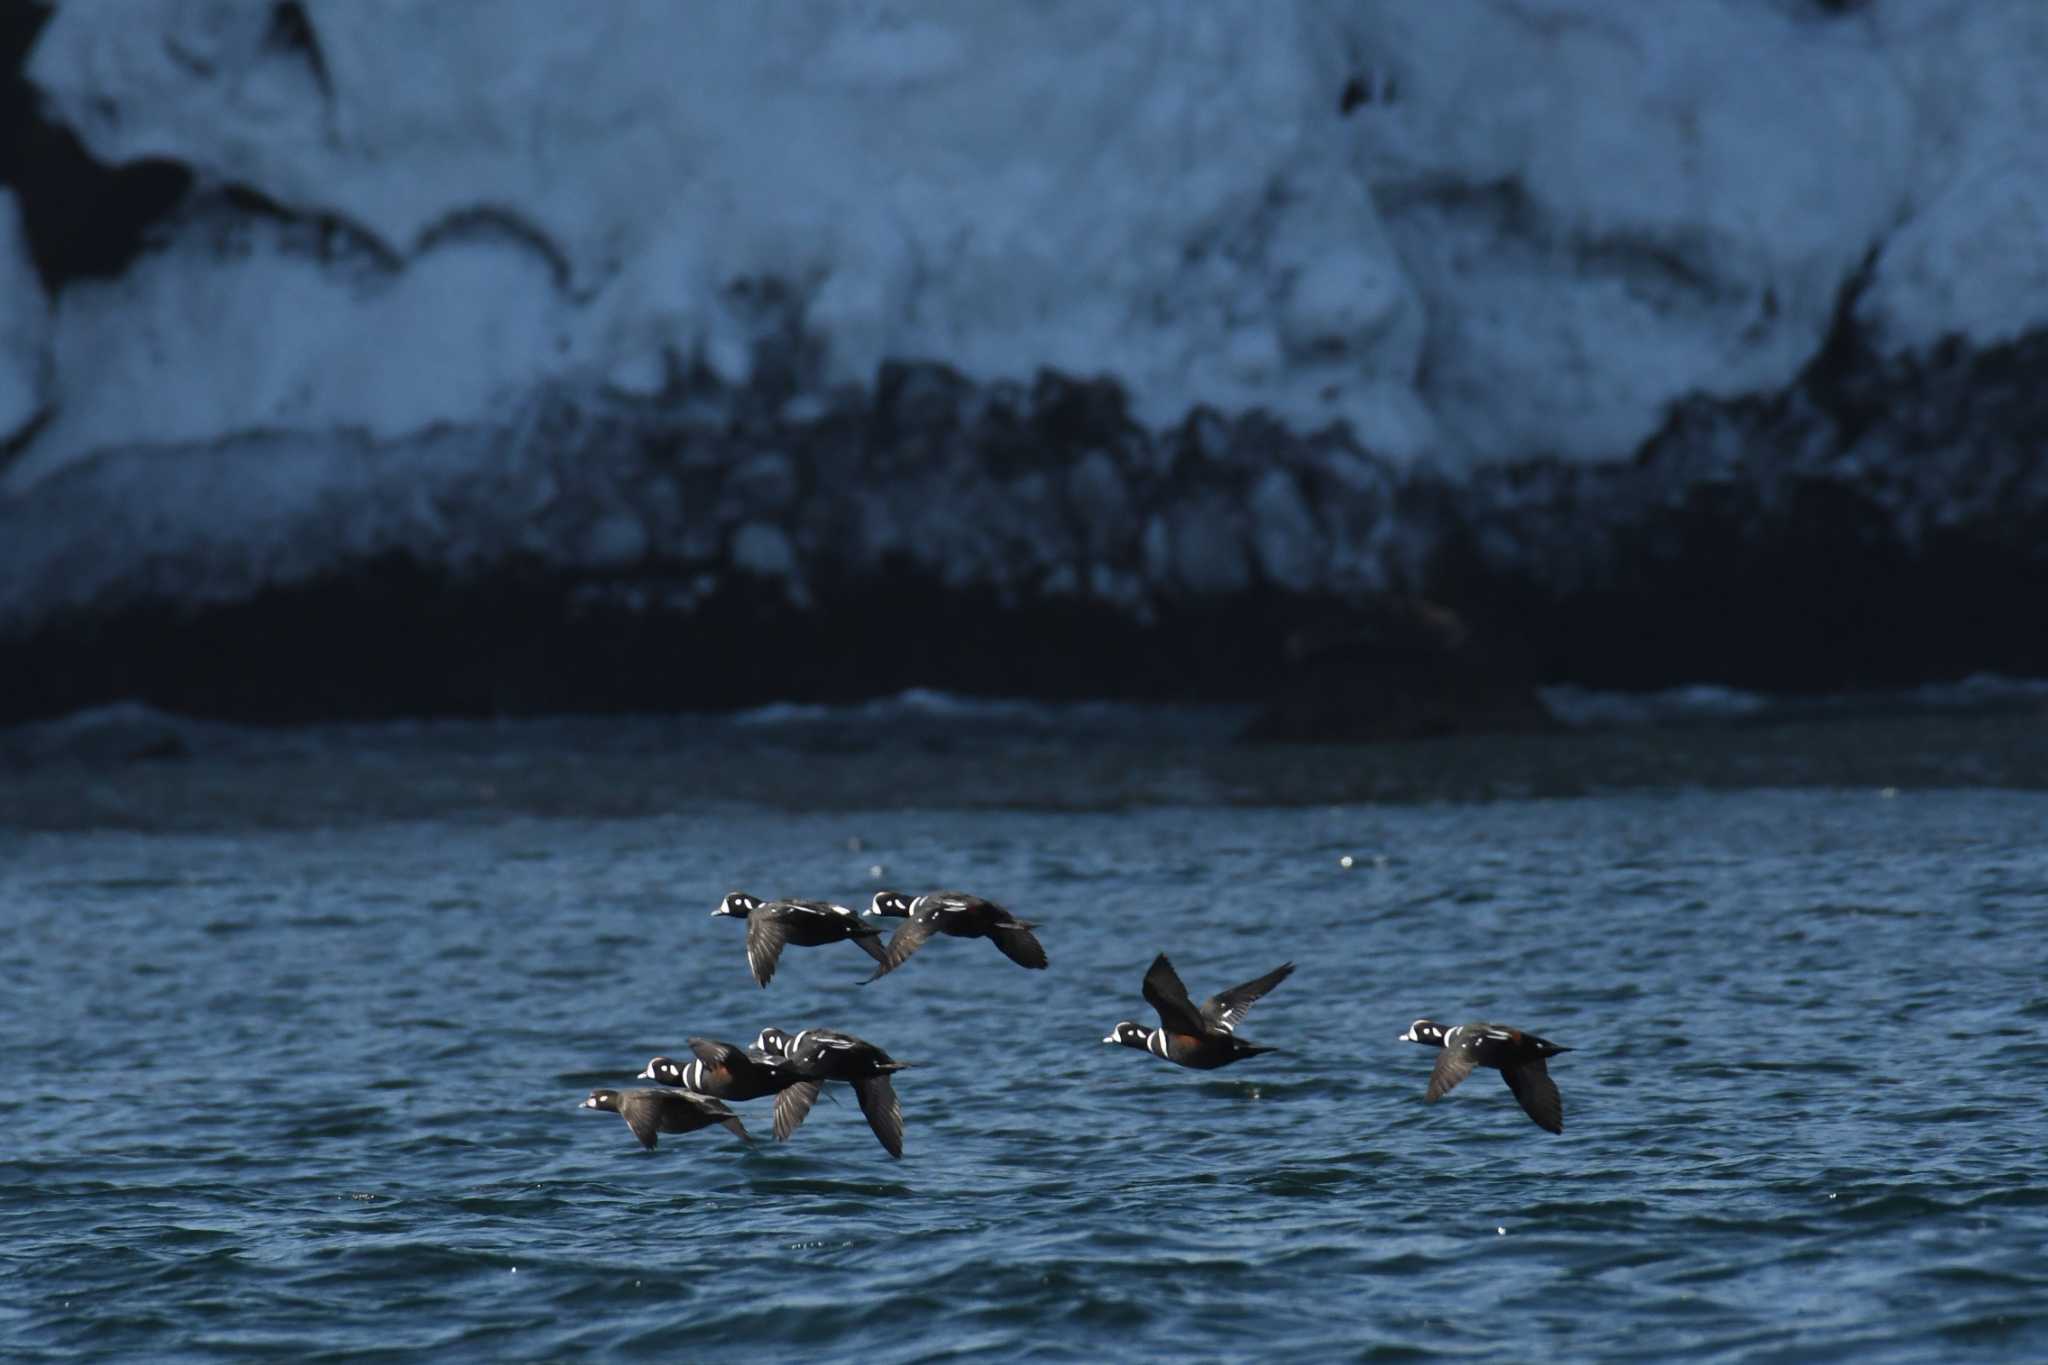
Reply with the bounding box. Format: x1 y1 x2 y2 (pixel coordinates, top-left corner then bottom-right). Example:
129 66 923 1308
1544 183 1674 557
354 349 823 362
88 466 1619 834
772 1080 822 1141
853 1074 904 1158
1424 1049 1476 1102
718 1114 755 1145
1501 1059 1564 1134
1199 961 1294 1033
745 913 789 987
850 926 890 965
686 1036 746 1068
990 922 1047 970
1141 954 1207 1036
865 915 936 982
620 1095 661 1149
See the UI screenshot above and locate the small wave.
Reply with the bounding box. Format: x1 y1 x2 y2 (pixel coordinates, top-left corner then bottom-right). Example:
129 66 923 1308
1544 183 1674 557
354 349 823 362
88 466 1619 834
725 687 1245 740
1543 672 2048 730
1541 683 1770 729
0 699 204 765
743 1176 917 1199
1829 1190 1959 1222
729 687 1046 729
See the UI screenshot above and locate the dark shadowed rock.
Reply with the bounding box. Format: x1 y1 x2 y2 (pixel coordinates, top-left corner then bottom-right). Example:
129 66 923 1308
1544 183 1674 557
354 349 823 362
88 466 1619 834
1237 598 1557 744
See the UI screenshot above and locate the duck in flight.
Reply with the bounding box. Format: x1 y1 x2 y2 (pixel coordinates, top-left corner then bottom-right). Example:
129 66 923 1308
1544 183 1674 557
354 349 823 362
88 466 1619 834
712 892 890 987
756 1026 914 1158
639 1036 806 1101
862 889 1047 981
578 1087 753 1150
1103 952 1294 1070
1397 1019 1572 1133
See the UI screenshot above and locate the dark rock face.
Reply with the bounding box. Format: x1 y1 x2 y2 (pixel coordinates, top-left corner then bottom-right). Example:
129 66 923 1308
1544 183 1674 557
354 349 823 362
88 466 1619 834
3 322 2047 737
1440 329 2048 696
1236 599 1558 744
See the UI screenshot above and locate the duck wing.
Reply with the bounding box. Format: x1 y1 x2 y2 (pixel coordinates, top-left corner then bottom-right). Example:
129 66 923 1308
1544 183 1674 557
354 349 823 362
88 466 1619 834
1199 961 1294 1034
745 912 789 987
853 1074 905 1158
1424 1049 1477 1102
619 1092 664 1149
864 914 937 982
685 1036 748 1080
1501 1058 1564 1134
990 922 1048 970
850 923 890 964
671 1091 750 1142
685 1037 746 1063
772 1080 823 1142
1140 954 1208 1037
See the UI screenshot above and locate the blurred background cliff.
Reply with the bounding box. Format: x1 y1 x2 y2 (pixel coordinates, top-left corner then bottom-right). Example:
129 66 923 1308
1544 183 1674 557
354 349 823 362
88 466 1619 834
3 0 2045 739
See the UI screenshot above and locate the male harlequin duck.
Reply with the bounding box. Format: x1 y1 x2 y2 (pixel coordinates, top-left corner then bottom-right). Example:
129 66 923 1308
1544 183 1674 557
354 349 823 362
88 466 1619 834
761 1027 913 1158
1103 952 1294 1070
712 892 890 987
862 889 1047 981
1397 1019 1572 1134
639 1036 804 1102
579 1087 753 1149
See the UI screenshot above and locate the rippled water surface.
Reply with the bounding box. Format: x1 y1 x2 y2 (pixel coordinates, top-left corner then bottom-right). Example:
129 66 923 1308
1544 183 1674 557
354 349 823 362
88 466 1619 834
4 707 2048 1360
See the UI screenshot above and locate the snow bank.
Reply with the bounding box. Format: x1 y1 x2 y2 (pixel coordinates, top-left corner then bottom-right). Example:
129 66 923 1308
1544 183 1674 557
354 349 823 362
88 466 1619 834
4 0 2048 701
14 0 2045 501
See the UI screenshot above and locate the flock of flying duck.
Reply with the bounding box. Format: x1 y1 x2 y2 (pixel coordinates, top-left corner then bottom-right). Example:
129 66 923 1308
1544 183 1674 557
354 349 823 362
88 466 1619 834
579 889 1573 1156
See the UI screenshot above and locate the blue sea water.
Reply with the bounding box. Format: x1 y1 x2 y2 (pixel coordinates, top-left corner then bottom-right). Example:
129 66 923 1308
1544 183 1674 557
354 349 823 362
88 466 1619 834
3 702 2048 1361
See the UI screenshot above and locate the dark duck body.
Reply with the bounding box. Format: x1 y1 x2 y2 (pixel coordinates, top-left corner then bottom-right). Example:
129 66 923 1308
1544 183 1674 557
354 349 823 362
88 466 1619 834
639 1036 804 1102
757 1027 913 1158
578 1087 753 1149
1398 1019 1572 1134
1103 952 1294 1070
712 891 889 987
862 889 1047 981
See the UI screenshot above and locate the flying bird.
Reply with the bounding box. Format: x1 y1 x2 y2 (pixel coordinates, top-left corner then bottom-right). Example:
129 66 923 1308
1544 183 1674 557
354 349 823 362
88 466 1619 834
1397 1019 1572 1133
1102 952 1293 1070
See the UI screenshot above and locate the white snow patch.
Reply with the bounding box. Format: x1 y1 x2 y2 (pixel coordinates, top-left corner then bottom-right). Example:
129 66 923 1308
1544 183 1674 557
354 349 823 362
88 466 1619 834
7 0 2048 506
13 215 569 492
1358 0 1915 461
1858 4 2048 352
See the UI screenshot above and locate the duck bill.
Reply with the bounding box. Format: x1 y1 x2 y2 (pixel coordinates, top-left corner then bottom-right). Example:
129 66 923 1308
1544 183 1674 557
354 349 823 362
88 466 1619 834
1100 1032 1119 1044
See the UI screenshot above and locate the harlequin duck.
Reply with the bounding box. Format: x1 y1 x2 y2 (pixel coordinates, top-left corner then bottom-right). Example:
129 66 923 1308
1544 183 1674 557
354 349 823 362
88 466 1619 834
578 1087 753 1149
862 889 1047 981
1397 1019 1572 1133
1103 953 1294 1070
638 1036 804 1101
762 1027 913 1158
712 892 890 987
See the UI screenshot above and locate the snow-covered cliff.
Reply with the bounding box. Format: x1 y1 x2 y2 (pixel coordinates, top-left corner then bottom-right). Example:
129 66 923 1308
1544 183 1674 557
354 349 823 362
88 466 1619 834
3 0 2046 723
